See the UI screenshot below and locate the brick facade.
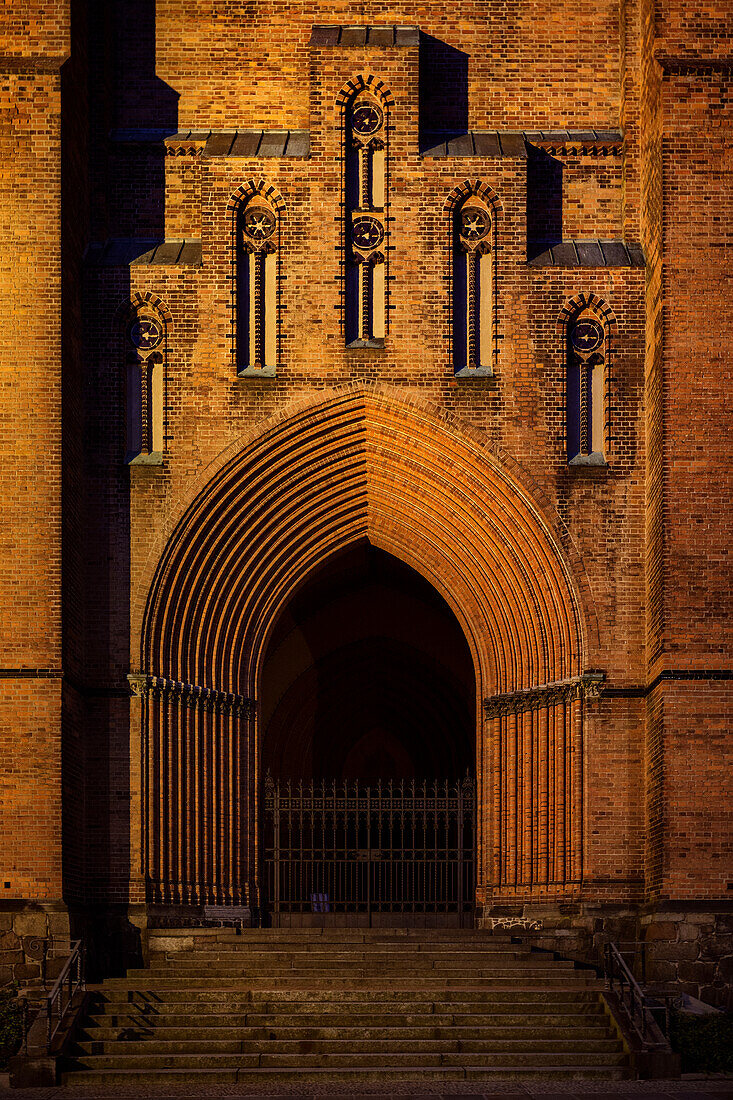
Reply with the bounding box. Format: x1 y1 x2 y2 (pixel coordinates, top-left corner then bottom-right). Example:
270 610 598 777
0 0 731 1003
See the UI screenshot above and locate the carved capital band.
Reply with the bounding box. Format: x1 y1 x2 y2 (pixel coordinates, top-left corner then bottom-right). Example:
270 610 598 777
127 672 149 697
483 671 605 718
127 672 252 716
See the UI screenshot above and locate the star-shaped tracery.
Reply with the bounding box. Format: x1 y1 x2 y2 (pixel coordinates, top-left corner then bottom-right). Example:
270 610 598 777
244 208 276 241
460 207 490 241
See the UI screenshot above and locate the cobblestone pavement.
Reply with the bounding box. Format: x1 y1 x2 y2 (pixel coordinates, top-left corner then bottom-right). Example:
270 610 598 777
1 1075 732 1099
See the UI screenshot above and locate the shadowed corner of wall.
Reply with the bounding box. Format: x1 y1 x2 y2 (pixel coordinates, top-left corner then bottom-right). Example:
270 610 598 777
60 0 178 981
527 144 564 260
418 34 469 150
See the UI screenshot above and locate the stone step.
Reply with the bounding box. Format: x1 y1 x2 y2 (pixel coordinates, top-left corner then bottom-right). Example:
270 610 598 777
135 965 581 980
148 951 537 966
101 976 599 993
72 928 628 1084
151 943 531 956
83 1022 613 1042
89 1008 608 1029
149 929 513 940
65 1049 627 1071
62 1065 629 1086
144 949 553 961
95 988 602 1005
75 1035 621 1056
148 946 528 963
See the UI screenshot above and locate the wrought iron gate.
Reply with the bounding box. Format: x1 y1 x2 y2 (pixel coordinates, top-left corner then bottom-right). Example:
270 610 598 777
262 776 475 926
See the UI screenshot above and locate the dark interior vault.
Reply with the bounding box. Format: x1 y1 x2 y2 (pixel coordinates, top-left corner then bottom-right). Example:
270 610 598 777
261 543 475 782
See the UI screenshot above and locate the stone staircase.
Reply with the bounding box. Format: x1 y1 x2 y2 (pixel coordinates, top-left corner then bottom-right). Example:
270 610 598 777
63 928 631 1085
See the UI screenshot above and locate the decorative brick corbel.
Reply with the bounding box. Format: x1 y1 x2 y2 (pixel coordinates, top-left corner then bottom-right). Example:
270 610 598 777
127 672 150 697
580 669 606 701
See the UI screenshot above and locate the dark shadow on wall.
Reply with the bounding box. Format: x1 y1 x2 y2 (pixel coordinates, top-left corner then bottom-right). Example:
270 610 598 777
419 34 469 146
63 0 178 980
526 145 564 259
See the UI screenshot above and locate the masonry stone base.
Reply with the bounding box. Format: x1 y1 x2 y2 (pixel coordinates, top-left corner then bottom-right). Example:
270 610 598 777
0 901 69 988
478 901 733 1009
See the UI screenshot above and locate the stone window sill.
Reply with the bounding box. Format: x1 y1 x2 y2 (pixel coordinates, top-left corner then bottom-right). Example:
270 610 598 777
455 366 493 380
238 365 276 378
568 452 608 470
127 451 164 466
346 339 385 350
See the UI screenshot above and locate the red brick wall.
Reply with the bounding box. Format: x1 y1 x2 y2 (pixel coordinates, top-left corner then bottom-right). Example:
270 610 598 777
153 2 621 131
0 5 68 900
1 0 730 923
0 680 62 899
81 5 648 907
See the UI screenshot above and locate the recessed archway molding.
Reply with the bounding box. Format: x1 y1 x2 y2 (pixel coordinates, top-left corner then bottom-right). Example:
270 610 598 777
135 383 601 908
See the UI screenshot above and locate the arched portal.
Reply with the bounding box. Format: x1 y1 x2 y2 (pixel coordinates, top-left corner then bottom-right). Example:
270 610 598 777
260 542 477 925
261 543 475 782
137 385 596 920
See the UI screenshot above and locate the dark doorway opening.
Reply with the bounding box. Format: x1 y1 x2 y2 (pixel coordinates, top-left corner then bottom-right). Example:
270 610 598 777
260 543 476 925
261 543 475 781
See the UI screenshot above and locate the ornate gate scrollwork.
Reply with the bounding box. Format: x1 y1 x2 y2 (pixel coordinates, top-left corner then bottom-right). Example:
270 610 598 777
263 776 475 926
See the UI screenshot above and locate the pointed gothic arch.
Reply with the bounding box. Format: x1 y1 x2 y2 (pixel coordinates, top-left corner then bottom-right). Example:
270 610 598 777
134 385 600 913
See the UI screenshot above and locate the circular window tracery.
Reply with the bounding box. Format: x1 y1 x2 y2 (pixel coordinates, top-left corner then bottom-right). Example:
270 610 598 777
128 316 163 351
459 207 490 242
244 207 276 241
351 103 384 137
570 318 604 354
352 216 384 250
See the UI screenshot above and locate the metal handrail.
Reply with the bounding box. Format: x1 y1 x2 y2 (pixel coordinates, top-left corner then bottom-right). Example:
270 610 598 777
46 939 85 1049
603 941 669 1046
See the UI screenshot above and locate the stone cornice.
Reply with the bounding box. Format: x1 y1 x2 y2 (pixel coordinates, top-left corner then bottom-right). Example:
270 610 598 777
483 671 605 718
127 673 252 715
0 55 69 73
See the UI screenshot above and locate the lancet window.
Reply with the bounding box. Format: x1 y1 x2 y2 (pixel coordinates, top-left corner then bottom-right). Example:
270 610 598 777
236 194 279 375
566 306 608 464
124 305 166 465
453 195 494 376
344 88 387 346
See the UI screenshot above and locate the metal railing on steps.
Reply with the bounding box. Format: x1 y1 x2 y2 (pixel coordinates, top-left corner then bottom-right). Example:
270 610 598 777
45 939 85 1049
603 941 672 1047
18 938 86 1054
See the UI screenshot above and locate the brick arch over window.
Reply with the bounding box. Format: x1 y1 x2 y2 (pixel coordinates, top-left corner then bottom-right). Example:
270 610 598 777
335 74 395 110
444 179 502 218
135 385 599 909
227 178 286 215
116 291 172 327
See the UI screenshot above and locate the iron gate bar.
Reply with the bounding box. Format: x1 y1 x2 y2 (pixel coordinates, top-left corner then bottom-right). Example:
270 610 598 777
262 776 475 925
